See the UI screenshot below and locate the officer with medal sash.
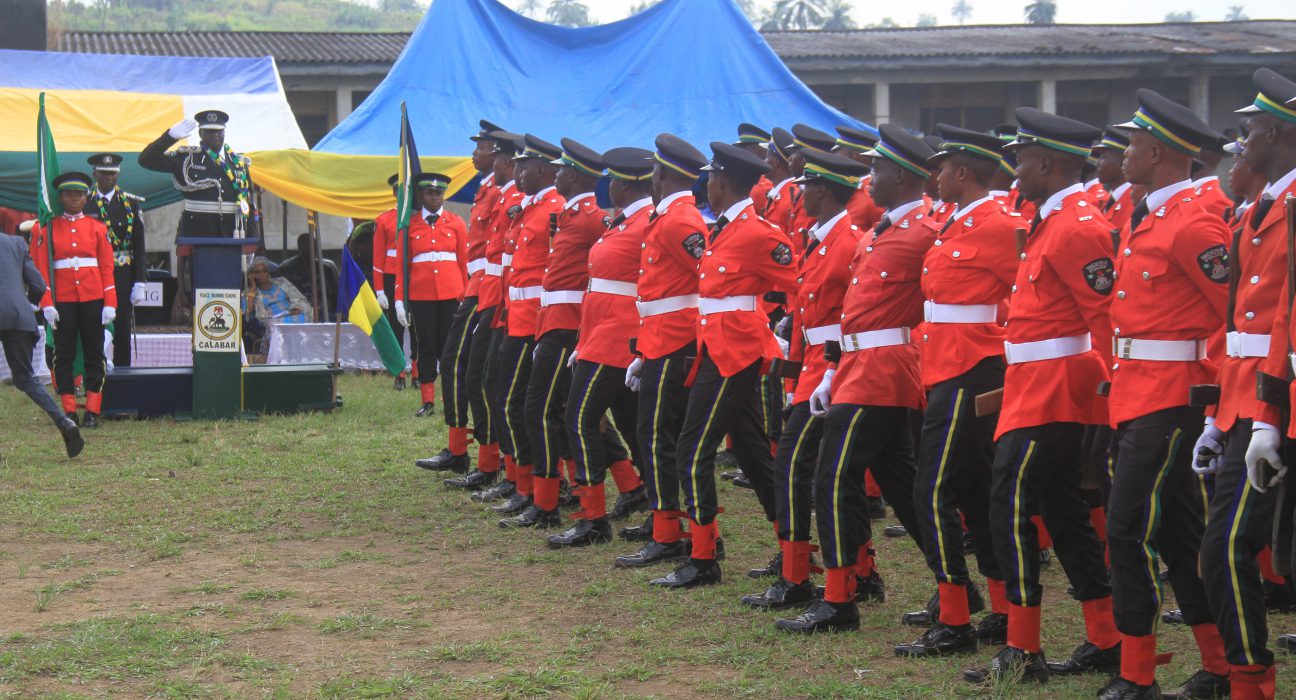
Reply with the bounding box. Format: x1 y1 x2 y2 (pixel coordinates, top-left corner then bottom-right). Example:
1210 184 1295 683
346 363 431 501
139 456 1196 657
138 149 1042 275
86 153 146 367
139 110 253 238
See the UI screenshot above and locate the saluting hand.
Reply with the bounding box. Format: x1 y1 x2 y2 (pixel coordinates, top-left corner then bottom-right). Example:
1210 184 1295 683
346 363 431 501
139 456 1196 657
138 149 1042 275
168 118 199 140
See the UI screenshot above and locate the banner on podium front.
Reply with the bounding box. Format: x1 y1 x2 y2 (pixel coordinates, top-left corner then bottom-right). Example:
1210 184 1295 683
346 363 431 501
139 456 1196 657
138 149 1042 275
193 289 241 353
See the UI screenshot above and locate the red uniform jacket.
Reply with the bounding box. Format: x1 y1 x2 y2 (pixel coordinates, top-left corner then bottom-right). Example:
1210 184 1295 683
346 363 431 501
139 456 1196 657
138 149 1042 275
1010 186 1038 223
788 210 862 403
927 200 953 225
1194 177 1233 222
751 175 774 215
393 209 468 302
463 173 500 299
370 208 398 289
696 200 797 377
1085 180 1109 208
32 214 116 308
1101 182 1135 235
918 196 1020 389
479 181 523 312
762 178 796 232
998 186 1114 437
536 192 604 338
636 191 706 359
506 186 566 338
785 189 814 257
1107 184 1229 426
577 199 653 368
845 178 884 232
832 202 936 409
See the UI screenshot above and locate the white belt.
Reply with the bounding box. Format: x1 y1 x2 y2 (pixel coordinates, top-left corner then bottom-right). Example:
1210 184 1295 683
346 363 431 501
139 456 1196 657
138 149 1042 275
184 200 241 214
466 258 487 275
589 278 637 297
540 290 585 306
411 251 457 264
1226 331 1271 359
698 295 758 316
1005 334 1092 365
484 263 504 277
501 253 514 266
508 285 543 301
1112 337 1207 362
923 301 997 324
637 294 699 317
53 257 100 270
385 248 398 257
803 323 842 346
840 327 911 352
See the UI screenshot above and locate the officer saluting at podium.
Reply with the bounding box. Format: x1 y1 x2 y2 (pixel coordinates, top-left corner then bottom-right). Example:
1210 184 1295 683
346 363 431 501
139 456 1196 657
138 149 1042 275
139 110 253 238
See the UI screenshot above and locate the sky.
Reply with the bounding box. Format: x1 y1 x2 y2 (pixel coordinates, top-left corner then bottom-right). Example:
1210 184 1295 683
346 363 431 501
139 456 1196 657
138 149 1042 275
559 0 1295 27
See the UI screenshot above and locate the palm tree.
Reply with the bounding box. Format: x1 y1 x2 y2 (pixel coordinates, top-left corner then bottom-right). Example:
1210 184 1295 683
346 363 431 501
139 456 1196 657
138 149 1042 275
514 0 542 19
767 0 828 30
1225 5 1248 20
1165 11 1195 21
1024 0 1056 24
545 0 593 27
821 0 856 30
951 0 972 25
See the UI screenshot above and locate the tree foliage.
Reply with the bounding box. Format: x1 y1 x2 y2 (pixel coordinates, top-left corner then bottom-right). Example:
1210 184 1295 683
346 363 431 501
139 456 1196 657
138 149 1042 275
1024 0 1056 24
544 0 593 27
49 0 426 32
951 0 972 25
1165 10 1196 21
1225 5 1248 20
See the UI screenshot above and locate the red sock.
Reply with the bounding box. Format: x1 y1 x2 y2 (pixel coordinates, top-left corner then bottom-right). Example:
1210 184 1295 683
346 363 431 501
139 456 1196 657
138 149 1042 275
1258 546 1286 585
410 363 419 379
61 394 77 413
1190 623 1229 676
448 427 469 456
608 459 642 492
725 435 734 450
769 440 778 457
938 581 971 626
986 578 1009 615
824 566 857 603
84 391 102 414
855 541 875 578
515 464 534 496
652 510 682 544
1229 664 1276 700
1033 515 1053 549
533 475 560 511
419 381 436 404
1089 506 1108 543
782 540 813 584
1120 633 1157 686
864 470 882 498
1007 603 1042 653
1081 596 1120 650
580 482 606 519
690 519 718 560
478 443 501 473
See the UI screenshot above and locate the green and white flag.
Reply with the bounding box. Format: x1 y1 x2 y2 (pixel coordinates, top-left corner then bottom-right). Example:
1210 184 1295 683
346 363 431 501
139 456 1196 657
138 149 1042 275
36 92 61 226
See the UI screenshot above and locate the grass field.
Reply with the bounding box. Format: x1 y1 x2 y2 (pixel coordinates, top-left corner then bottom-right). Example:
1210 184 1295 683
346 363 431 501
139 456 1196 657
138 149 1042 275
0 373 1291 699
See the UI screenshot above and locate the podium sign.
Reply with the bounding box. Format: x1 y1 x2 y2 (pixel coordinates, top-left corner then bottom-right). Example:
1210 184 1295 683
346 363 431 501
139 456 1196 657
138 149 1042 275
180 236 258 420
194 289 240 352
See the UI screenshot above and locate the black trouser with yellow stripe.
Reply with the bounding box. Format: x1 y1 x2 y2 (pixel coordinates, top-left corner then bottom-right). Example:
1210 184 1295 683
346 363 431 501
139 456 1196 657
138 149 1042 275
465 306 497 444
991 423 1111 607
495 333 536 465
438 296 478 429
914 357 1005 586
567 359 640 486
776 402 821 542
814 403 924 568
1201 419 1280 667
527 329 576 480
1108 406 1212 637
677 354 778 526
637 344 694 513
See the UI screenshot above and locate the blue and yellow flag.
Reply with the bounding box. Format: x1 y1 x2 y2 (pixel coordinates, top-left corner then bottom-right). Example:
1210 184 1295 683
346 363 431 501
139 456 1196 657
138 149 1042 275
337 245 405 377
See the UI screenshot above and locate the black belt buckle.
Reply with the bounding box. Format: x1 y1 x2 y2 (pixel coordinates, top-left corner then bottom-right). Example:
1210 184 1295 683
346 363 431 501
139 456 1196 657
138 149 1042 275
770 358 801 379
1255 373 1290 411
1189 384 1221 407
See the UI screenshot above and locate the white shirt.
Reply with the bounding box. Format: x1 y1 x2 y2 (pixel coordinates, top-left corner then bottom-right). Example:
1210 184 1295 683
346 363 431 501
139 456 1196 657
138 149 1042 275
420 207 443 221
808 209 849 243
499 179 516 195
96 189 115 202
1262 167 1296 202
1193 175 1219 191
1038 183 1085 221
1143 180 1194 214
769 177 795 199
950 194 995 224
1084 178 1102 192
621 197 653 220
564 191 596 211
656 189 693 215
717 197 754 225
1108 181 1132 202
882 199 927 226
989 189 1009 199
480 173 495 188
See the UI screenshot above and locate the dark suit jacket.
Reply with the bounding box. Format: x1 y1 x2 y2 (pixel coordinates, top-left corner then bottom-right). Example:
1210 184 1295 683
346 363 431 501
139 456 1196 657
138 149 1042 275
0 234 46 333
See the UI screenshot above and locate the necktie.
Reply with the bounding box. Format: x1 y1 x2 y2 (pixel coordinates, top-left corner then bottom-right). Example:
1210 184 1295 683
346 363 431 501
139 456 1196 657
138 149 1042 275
608 214 625 230
1251 196 1275 230
1028 213 1043 236
1129 200 1149 231
873 215 891 237
648 210 660 223
710 216 729 243
425 213 439 225
1103 195 1116 213
939 216 957 236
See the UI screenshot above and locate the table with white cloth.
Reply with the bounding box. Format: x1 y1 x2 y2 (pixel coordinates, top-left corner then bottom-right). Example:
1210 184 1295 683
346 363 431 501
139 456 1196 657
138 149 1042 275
265 322 410 371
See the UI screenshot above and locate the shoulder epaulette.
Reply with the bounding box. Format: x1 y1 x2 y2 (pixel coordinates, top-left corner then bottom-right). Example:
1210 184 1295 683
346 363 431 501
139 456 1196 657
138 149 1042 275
176 145 200 154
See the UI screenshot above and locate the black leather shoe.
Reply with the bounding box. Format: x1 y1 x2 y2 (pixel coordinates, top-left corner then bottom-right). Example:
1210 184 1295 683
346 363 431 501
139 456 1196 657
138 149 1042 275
64 411 80 427
1163 669 1229 699
719 470 743 481
491 492 531 514
615 539 689 568
1161 608 1184 625
963 646 1049 685
747 550 782 579
471 479 515 503
417 450 470 473
393 376 406 391
498 504 560 529
741 577 816 610
715 449 739 470
415 402 435 417
867 496 887 519
901 582 983 626
883 524 908 538
856 572 886 603
976 612 1008 645
82 412 100 429
608 486 648 520
1278 633 1296 652
775 599 860 633
58 416 84 458
1096 676 1160 699
1045 641 1120 675
731 476 753 489
894 621 978 657
649 558 721 588
445 469 497 490
411 377 421 388
620 513 653 542
547 517 612 548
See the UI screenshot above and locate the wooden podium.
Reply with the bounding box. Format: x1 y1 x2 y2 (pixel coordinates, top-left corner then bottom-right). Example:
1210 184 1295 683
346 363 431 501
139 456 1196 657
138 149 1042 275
178 236 259 419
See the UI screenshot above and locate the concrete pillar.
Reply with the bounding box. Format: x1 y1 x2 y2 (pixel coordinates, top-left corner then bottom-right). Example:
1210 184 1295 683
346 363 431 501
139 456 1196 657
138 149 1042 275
1038 79 1057 113
334 87 354 128
1189 74 1210 124
873 82 890 125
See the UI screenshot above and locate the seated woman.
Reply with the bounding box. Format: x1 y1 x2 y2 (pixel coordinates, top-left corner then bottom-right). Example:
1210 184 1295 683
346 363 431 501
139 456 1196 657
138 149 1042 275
244 256 312 353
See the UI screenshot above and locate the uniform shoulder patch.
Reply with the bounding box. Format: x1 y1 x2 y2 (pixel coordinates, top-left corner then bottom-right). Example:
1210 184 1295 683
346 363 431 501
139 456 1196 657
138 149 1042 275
1197 244 1228 284
1083 257 1115 294
682 232 706 259
507 205 523 220
771 243 793 265
602 215 613 228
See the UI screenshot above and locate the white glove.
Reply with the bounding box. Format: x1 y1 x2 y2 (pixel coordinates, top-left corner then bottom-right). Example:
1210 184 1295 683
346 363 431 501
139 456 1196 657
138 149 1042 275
101 306 116 326
168 118 199 140
395 300 409 327
775 335 790 358
625 357 644 392
18 219 36 233
1192 418 1228 476
375 291 389 310
567 350 579 368
130 283 147 306
809 369 834 417
785 392 795 406
1245 422 1286 493
42 306 58 329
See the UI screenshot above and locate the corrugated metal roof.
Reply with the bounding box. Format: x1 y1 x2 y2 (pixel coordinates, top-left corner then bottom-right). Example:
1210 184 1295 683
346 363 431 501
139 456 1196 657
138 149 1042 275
54 30 410 63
